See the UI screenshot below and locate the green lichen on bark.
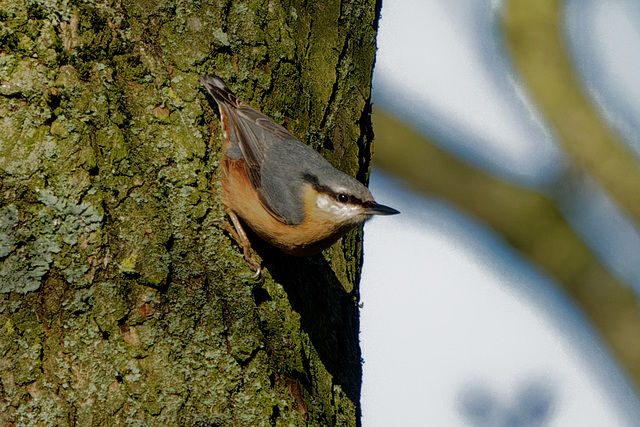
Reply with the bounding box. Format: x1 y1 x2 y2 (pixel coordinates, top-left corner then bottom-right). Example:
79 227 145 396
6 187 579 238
1 0 379 424
0 192 103 293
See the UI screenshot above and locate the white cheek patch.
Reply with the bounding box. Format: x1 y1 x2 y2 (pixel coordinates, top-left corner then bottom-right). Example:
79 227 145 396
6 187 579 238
316 193 363 222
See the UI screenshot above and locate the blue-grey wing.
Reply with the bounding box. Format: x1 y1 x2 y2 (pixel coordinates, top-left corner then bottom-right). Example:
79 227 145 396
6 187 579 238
201 75 310 225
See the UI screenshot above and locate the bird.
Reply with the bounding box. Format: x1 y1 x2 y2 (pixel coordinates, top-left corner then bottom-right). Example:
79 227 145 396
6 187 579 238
200 74 399 275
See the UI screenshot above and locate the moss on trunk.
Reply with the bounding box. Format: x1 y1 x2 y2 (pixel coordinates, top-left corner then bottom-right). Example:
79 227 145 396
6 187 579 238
0 0 380 424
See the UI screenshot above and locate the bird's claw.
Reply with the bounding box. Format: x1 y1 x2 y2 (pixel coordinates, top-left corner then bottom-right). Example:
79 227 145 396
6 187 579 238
209 213 263 278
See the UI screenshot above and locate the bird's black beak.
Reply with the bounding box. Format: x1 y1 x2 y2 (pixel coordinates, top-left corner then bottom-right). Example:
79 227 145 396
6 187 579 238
365 201 400 216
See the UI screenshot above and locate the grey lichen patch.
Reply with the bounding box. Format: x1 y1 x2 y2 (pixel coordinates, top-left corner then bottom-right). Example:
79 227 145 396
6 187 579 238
0 189 103 294
0 204 60 294
212 27 230 47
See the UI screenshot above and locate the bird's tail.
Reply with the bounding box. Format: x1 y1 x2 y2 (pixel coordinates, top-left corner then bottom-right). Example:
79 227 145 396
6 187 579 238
199 74 239 107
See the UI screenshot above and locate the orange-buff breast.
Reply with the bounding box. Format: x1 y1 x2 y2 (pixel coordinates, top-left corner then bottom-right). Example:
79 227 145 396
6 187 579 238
220 155 355 256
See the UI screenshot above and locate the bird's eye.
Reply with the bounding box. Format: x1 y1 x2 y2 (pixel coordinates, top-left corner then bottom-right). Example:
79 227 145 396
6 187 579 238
337 194 350 203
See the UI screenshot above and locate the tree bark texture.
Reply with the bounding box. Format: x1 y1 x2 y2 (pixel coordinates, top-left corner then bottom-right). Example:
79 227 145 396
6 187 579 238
0 0 380 425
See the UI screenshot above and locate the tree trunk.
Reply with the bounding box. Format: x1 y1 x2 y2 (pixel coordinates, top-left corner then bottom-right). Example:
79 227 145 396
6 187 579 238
0 0 379 425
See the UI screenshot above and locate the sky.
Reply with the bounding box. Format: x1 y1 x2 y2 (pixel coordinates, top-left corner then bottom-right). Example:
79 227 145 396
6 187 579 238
360 0 640 425
370 0 562 186
564 0 640 158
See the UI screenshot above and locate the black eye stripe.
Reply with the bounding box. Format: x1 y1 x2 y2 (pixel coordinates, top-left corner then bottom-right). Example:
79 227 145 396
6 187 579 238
301 173 363 205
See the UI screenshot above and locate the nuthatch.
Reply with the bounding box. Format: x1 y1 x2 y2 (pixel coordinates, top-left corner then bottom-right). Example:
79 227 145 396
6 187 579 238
201 75 399 274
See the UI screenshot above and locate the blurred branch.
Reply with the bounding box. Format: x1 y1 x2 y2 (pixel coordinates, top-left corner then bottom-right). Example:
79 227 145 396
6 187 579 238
503 0 640 225
372 108 640 391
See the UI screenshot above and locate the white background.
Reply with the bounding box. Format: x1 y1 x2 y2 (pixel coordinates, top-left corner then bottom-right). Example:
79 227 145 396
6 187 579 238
360 0 640 425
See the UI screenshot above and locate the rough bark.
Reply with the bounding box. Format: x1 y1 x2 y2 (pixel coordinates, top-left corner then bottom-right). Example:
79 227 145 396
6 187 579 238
0 0 379 425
